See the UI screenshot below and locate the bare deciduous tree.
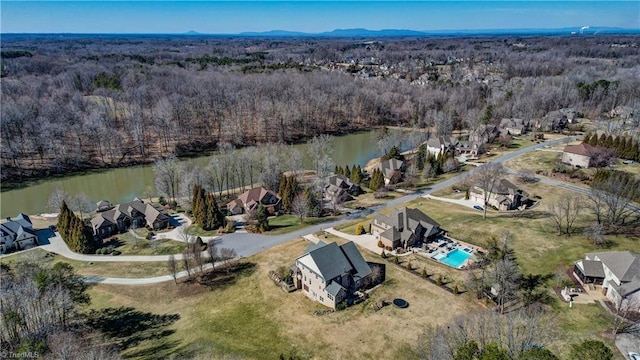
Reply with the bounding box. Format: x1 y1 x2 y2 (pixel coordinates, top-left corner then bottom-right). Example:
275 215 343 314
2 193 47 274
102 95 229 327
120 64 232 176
167 254 178 284
207 239 218 271
547 194 583 237
48 188 69 213
153 155 185 204
471 163 507 219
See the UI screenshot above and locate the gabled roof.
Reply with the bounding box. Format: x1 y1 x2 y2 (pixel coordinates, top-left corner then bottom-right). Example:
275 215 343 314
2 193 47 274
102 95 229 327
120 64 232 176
374 207 441 242
478 179 527 197
296 241 371 282
328 174 357 189
233 187 281 211
377 158 404 179
580 260 606 278
1 214 37 241
563 143 597 157
426 136 457 149
326 281 347 296
586 251 640 282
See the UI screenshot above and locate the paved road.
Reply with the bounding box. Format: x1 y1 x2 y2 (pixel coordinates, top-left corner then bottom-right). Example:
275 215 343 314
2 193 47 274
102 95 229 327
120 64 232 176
28 135 592 285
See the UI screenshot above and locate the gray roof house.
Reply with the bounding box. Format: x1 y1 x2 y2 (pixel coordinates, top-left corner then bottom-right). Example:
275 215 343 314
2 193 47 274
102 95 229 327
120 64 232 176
499 118 531 136
1 213 38 253
376 158 405 185
294 241 373 308
574 251 640 310
470 178 529 211
371 207 441 249
426 136 458 156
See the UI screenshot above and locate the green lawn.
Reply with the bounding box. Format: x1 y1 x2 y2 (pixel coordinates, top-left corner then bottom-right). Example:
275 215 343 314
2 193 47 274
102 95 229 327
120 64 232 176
0 248 170 278
266 214 338 235
87 238 480 360
104 233 187 256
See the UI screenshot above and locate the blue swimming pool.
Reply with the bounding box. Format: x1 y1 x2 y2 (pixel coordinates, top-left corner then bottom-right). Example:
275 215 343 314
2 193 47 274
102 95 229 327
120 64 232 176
438 249 472 268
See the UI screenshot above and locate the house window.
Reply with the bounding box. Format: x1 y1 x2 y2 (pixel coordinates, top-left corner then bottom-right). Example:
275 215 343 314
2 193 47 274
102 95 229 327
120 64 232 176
320 297 324 302
328 294 333 300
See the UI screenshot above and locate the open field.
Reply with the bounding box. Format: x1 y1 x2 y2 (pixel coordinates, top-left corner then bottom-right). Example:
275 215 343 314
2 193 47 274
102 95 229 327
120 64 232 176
87 237 481 359
265 214 339 235
0 248 170 278
105 233 188 256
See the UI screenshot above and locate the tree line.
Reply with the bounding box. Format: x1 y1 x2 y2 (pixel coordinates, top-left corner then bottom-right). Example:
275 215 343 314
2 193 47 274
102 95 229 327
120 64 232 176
2 35 638 182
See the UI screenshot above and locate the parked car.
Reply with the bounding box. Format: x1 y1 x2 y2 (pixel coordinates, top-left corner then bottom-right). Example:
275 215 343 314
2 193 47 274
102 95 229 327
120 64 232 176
629 352 640 360
473 205 484 211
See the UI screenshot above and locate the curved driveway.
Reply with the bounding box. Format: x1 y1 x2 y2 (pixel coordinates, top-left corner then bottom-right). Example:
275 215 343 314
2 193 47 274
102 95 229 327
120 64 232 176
33 135 594 285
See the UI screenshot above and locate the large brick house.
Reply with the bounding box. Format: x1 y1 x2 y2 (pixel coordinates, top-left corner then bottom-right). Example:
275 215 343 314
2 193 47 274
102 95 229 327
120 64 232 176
293 241 373 309
371 207 441 249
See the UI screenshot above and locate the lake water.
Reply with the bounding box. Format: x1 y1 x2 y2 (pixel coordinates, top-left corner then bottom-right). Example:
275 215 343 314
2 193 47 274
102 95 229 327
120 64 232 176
1 130 408 217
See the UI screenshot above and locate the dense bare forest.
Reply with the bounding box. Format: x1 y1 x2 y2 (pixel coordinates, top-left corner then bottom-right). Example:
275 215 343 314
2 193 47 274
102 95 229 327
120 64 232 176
1 34 639 182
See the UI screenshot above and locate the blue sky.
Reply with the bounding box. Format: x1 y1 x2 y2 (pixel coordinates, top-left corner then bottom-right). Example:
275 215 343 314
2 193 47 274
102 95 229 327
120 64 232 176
2 1 639 33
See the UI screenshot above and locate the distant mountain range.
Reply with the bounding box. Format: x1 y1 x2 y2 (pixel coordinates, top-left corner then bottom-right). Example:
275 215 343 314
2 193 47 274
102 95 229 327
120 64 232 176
4 27 639 39
236 27 640 37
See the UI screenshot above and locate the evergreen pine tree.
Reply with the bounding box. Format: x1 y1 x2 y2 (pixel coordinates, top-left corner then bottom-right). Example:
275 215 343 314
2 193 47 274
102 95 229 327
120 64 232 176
344 165 351 179
604 135 614 149
256 204 269 233
334 165 339 175
598 133 607 146
350 164 361 184
195 186 207 228
192 184 200 219
416 144 426 170
616 136 627 157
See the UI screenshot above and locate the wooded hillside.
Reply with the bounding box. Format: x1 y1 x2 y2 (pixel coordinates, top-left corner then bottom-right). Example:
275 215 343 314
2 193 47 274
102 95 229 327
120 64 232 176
1 35 638 181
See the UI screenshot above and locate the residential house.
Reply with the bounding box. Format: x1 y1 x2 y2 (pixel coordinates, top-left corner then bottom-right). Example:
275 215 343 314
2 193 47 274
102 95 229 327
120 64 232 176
227 186 281 215
561 143 597 168
0 213 38 253
376 158 405 185
371 207 442 249
499 118 530 136
96 200 113 212
293 241 374 309
469 124 499 144
560 108 579 124
91 198 169 238
457 141 485 156
470 179 529 211
327 174 362 196
426 136 458 156
574 251 640 310
540 110 569 132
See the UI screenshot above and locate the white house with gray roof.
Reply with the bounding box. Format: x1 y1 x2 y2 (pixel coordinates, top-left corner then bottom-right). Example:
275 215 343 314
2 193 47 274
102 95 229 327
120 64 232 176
1 213 38 254
574 251 640 310
293 241 372 309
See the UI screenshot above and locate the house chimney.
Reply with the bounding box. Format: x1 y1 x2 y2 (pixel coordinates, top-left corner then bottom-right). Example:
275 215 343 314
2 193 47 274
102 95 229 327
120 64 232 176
397 212 404 231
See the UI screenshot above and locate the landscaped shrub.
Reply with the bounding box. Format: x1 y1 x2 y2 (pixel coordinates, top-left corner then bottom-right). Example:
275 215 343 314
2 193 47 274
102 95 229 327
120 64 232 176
393 256 399 265
406 261 412 270
421 269 428 278
380 250 386 259
169 200 178 209
354 224 365 235
111 250 121 256
336 300 348 311
145 231 155 240
225 222 236 233
435 275 443 286
377 240 384 248
158 196 167 206
385 246 392 251
453 284 459 294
